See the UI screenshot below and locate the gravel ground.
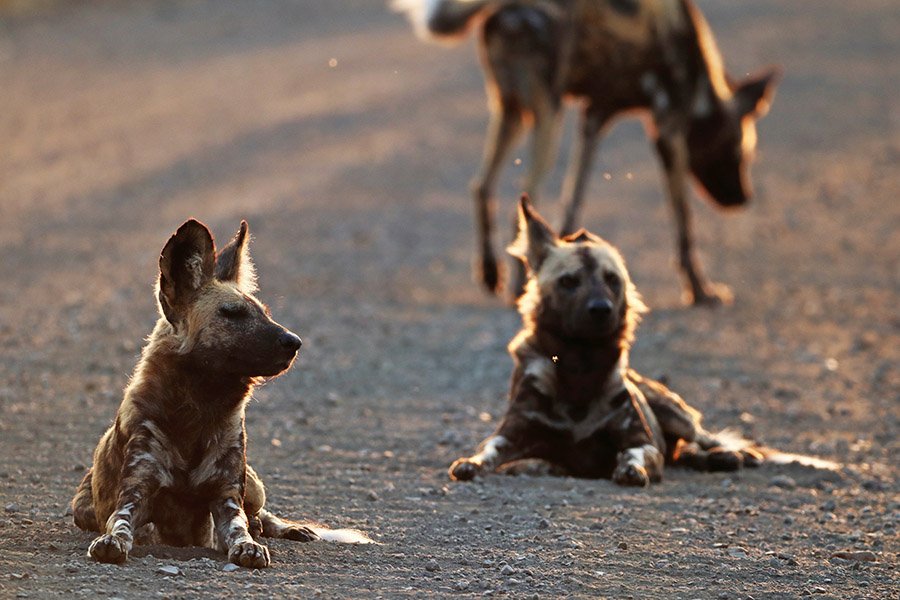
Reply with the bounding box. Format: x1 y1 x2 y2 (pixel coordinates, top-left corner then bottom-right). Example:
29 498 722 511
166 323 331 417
0 1 897 598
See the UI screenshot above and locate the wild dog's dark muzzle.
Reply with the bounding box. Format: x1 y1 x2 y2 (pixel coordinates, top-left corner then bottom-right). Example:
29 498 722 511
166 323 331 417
278 331 302 353
587 298 613 318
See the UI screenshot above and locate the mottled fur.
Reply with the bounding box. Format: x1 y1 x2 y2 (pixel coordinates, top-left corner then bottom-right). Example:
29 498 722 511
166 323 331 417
72 219 370 568
396 0 779 304
449 197 764 485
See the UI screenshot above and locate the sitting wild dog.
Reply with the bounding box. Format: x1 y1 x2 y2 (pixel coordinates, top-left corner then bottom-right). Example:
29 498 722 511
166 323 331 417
394 0 779 304
450 197 791 485
72 219 371 568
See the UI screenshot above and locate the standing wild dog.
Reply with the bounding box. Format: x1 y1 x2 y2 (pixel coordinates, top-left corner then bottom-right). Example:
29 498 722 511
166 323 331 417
395 0 779 304
449 198 834 484
71 219 371 568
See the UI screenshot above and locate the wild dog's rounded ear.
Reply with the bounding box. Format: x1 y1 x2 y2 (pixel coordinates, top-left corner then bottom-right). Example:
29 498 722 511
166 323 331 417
507 194 557 272
157 219 216 322
734 66 781 118
215 220 258 293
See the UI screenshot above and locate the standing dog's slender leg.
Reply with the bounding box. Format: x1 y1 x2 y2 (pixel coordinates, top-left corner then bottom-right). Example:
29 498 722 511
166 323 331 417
558 110 606 235
509 96 561 296
88 432 166 564
655 133 733 306
471 100 523 293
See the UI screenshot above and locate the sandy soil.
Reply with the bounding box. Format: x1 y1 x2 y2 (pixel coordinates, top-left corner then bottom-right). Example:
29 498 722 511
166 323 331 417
0 1 897 598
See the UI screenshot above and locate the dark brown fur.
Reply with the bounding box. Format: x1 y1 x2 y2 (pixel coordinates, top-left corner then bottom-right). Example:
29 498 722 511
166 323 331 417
397 0 779 303
448 197 762 485
71 220 319 568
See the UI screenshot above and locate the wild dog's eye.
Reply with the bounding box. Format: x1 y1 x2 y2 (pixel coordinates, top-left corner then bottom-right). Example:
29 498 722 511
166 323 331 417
558 274 580 290
219 303 249 319
604 272 621 291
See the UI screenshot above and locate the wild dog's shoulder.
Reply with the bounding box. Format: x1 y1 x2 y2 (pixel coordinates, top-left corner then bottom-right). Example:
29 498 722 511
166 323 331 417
508 329 557 397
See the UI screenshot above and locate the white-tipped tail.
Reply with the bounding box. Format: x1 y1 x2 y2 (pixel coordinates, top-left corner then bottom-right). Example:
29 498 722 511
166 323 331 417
391 0 443 38
762 452 841 471
310 526 378 545
709 428 840 471
391 0 490 42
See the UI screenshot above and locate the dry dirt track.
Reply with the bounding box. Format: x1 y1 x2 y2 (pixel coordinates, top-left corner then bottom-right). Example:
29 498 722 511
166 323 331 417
0 1 898 598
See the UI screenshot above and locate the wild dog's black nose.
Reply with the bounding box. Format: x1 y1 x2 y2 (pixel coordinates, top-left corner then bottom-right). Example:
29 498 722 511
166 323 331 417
588 298 613 317
278 331 302 352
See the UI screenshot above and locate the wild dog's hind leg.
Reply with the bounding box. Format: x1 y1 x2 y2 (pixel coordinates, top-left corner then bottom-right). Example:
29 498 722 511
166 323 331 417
629 370 760 470
244 465 317 542
72 468 99 532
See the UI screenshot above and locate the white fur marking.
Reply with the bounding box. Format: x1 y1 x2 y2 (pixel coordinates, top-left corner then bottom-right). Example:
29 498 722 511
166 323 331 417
524 357 556 396
474 435 507 467
310 527 377 545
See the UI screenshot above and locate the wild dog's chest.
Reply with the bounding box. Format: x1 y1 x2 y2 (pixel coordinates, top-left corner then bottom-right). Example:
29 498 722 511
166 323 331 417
517 353 627 440
150 422 245 494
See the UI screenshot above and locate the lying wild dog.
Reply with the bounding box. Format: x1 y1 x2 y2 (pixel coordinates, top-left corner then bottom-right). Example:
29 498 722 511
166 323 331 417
449 198 835 485
395 0 779 304
72 219 371 568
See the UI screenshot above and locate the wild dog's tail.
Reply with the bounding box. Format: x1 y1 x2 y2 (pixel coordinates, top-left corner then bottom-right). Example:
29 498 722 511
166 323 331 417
257 508 377 545
703 428 841 471
391 0 496 41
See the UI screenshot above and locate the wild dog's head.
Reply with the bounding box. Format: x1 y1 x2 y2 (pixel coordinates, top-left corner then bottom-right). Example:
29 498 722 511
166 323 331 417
680 1 780 207
685 67 779 208
508 197 646 347
157 219 301 378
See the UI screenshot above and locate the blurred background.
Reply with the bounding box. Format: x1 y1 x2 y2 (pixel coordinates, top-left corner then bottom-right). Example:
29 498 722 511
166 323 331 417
0 1 897 597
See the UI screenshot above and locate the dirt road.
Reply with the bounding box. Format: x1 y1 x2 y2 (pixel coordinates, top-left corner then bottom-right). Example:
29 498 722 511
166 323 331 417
0 1 897 598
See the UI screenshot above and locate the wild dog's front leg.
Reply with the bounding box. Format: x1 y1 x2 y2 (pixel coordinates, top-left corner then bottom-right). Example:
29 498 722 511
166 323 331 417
212 490 270 568
88 433 165 564
449 434 521 481
471 99 524 293
655 133 732 306
608 387 665 487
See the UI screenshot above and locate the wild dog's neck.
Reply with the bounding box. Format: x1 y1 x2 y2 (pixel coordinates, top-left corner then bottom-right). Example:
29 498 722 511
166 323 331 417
531 326 627 379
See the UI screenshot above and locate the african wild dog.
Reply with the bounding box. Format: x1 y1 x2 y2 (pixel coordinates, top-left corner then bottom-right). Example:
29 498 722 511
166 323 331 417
71 219 371 568
395 0 779 304
449 198 835 484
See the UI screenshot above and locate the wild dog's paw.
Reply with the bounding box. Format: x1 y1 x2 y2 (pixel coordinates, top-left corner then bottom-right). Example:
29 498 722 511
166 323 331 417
228 540 270 569
706 448 744 472
687 282 734 308
88 533 129 564
612 463 650 487
740 447 764 468
449 458 481 481
477 254 502 295
281 525 319 543
247 515 263 540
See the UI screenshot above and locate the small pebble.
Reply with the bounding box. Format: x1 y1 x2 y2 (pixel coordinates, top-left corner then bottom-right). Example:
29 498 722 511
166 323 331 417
425 558 440 572
155 565 183 577
366 490 379 502
500 564 516 576
223 563 240 572
769 475 797 490
4 503 19 513
617 541 628 550
830 550 877 562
